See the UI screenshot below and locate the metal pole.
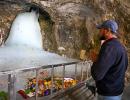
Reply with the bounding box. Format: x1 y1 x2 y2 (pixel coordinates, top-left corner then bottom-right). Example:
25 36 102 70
86 62 89 80
8 74 11 100
51 66 54 95
75 64 77 82
13 74 16 100
62 65 65 90
8 73 17 100
35 68 39 100
81 62 84 82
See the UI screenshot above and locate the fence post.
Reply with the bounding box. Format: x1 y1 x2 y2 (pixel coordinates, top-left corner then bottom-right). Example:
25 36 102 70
51 65 54 95
8 74 11 100
75 64 77 82
81 62 84 82
62 65 65 90
35 68 39 100
8 73 16 100
86 62 89 80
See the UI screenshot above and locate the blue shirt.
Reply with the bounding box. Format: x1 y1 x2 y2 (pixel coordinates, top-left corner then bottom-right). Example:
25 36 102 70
91 38 128 96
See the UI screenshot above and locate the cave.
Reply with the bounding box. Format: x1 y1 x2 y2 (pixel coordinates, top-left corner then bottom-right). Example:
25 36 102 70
0 0 130 100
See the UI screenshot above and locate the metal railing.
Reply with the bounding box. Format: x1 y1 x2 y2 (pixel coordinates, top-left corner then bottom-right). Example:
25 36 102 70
0 60 93 100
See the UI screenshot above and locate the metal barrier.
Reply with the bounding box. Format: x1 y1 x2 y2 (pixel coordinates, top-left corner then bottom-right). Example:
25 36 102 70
0 60 93 100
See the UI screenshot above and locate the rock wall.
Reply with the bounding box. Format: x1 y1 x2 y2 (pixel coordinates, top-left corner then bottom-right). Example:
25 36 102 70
0 1 130 74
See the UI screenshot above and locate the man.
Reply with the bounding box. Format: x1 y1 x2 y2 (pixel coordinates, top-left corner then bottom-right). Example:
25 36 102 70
91 20 128 100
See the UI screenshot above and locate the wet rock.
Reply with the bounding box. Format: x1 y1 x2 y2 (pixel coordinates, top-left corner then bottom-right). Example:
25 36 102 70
0 0 129 61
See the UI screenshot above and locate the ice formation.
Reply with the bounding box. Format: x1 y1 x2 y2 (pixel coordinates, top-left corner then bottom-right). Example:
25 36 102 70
0 10 77 72
5 11 42 49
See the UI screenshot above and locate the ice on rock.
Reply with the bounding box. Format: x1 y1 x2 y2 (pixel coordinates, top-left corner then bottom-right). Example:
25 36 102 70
0 10 77 72
5 11 43 49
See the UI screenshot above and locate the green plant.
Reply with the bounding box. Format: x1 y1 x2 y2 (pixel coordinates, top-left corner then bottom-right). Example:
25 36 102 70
0 91 8 100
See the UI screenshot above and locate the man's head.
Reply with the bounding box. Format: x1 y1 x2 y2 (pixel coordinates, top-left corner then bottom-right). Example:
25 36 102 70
96 20 118 40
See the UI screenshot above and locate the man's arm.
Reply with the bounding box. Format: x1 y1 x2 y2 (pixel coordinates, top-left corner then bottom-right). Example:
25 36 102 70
91 45 117 81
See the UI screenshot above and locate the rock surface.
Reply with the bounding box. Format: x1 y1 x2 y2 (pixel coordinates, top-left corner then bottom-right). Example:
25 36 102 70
0 0 130 81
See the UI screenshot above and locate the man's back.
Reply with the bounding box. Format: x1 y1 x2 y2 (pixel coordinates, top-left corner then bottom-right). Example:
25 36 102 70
91 38 128 96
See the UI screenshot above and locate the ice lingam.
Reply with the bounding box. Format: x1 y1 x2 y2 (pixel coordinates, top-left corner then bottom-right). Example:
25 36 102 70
0 7 81 99
0 8 77 72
